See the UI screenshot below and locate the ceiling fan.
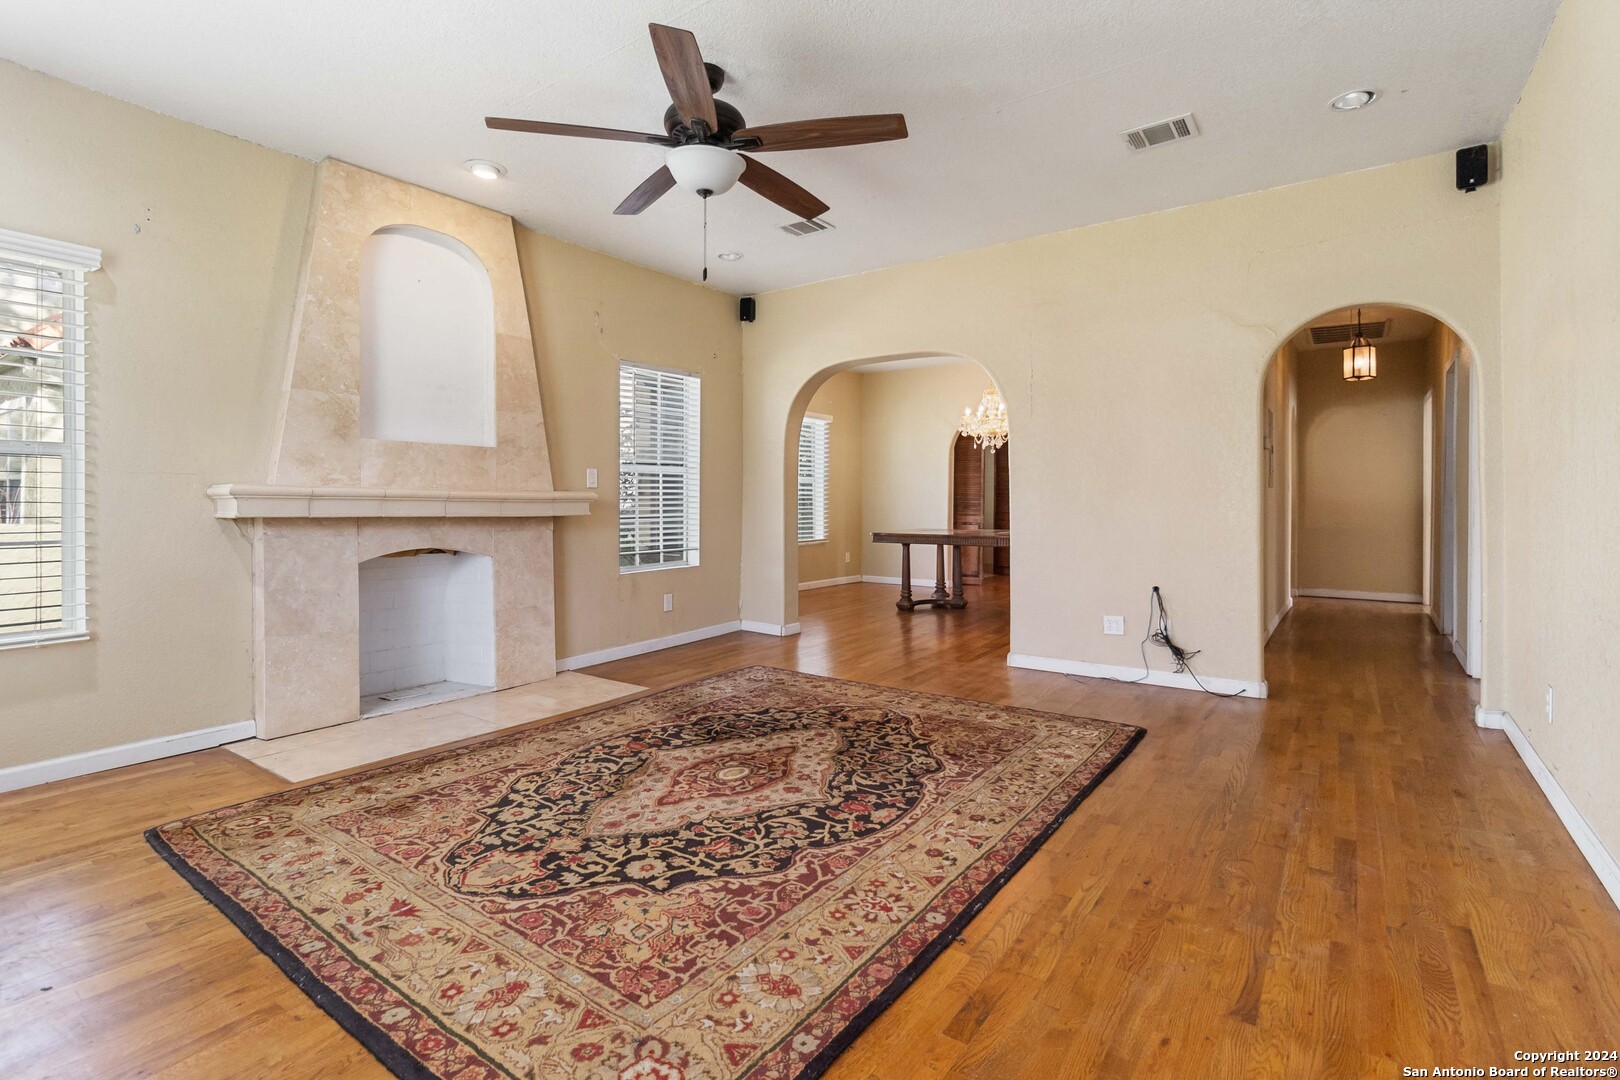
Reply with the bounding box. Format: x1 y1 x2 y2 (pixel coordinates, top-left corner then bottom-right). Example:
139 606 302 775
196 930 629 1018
485 23 908 221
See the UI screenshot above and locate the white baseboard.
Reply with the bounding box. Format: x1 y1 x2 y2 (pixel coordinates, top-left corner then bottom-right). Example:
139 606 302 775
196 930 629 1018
1006 653 1268 698
799 575 863 592
1451 635 1469 672
1296 589 1423 604
0 720 256 794
1476 708 1619 910
1266 596 1294 642
861 575 945 588
740 621 802 637
558 620 743 671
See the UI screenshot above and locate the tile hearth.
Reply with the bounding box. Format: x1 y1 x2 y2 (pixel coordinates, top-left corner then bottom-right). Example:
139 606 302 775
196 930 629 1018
227 672 644 782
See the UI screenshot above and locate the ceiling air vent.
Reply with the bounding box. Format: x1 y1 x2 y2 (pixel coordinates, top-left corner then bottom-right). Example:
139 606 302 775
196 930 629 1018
1121 113 1200 152
1310 320 1389 346
779 218 835 237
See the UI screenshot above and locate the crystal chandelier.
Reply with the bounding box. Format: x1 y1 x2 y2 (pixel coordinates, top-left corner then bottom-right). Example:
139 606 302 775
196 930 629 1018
957 386 1009 451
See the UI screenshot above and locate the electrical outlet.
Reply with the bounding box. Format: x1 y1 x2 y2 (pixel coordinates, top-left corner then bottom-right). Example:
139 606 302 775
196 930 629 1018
585 467 598 490
1546 684 1555 724
662 593 673 613
1103 615 1125 636
844 551 852 564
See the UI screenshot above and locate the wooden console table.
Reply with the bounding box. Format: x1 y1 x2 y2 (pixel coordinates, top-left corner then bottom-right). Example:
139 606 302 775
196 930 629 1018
870 529 1010 610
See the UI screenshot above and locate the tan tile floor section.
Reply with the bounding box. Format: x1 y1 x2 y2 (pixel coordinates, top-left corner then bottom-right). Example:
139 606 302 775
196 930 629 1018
225 672 645 782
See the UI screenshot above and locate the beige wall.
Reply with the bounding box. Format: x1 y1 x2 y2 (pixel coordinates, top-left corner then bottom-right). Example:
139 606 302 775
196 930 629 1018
1293 339 1429 598
798 372 863 586
742 150 1503 688
0 60 315 770
0 60 746 772
1499 0 1620 866
1260 344 1297 632
515 229 743 660
857 362 995 580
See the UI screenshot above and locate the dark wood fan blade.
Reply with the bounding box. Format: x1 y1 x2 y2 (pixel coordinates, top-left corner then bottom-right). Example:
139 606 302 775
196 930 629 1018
738 156 829 220
614 166 676 215
649 24 718 132
733 114 908 152
485 117 675 145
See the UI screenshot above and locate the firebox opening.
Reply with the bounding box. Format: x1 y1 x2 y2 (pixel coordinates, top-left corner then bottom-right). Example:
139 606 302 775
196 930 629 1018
358 549 495 719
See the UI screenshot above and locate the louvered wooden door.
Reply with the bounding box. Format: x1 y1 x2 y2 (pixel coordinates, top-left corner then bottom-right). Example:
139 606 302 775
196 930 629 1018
952 434 985 583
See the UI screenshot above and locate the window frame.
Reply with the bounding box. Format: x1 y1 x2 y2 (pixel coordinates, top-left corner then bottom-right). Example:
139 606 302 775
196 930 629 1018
797 413 831 545
617 360 702 574
0 227 98 650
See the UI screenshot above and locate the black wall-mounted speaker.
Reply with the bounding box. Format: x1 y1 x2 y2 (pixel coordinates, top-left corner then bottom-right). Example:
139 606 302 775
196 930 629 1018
1457 144 1490 193
739 296 756 323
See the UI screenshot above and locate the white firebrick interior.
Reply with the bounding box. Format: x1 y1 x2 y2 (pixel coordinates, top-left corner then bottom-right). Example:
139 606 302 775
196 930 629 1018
358 551 495 714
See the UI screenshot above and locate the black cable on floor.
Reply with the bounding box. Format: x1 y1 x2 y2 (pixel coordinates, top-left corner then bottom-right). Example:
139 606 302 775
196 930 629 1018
1080 586 1247 698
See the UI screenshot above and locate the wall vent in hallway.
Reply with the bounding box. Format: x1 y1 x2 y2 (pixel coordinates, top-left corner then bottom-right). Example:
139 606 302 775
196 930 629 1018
1121 113 1200 151
1310 320 1389 345
779 218 835 237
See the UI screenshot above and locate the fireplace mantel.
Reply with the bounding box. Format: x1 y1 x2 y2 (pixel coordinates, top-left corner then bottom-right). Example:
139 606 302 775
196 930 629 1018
208 484 596 520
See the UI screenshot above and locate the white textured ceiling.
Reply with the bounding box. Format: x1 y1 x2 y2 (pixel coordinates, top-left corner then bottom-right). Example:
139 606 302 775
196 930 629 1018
1 1 1559 295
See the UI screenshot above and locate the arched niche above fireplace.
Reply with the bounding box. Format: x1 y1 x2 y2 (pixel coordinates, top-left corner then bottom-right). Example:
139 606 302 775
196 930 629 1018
359 224 495 447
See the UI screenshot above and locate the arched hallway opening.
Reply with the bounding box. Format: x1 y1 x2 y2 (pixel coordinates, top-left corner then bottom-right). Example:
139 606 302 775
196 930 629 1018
1262 304 1484 685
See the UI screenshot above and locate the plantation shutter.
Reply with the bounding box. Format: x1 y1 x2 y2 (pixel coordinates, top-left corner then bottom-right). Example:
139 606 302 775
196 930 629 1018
618 362 701 571
0 229 96 647
797 415 830 543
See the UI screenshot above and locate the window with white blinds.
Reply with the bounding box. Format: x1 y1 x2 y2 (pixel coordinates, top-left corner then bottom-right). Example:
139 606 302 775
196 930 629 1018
618 362 701 572
797 415 830 543
0 229 98 648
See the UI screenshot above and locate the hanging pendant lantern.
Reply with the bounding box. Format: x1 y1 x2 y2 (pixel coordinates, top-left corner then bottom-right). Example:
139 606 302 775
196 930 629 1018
1343 308 1378 382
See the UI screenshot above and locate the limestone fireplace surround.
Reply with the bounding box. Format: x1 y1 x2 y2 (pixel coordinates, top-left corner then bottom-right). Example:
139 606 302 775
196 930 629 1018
216 161 593 740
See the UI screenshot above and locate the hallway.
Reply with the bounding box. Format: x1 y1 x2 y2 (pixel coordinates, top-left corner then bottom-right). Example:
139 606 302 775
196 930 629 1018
0 586 1616 1078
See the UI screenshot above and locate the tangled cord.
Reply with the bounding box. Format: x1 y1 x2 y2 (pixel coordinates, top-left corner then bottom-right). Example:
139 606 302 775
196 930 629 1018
1096 586 1246 698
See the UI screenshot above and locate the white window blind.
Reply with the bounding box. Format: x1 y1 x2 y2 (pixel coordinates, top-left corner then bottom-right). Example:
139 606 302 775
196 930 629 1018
618 362 701 572
0 229 98 648
797 415 830 543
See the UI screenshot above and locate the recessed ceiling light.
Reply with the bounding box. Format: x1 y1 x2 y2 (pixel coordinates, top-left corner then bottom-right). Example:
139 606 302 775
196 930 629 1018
1330 90 1378 111
717 251 743 261
464 159 506 180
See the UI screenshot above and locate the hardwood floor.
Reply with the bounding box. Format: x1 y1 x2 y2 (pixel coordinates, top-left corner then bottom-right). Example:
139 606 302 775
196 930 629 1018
2 581 1617 1077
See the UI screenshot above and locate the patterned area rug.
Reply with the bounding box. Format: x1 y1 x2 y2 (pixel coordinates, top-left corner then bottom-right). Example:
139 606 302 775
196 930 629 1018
148 667 1142 1079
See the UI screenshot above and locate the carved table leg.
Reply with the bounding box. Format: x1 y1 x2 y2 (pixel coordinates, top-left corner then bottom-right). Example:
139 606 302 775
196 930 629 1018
931 544 949 603
897 543 914 610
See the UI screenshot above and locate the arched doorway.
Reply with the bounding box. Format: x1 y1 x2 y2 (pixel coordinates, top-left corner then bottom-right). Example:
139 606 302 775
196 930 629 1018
781 354 1009 624
1260 303 1484 682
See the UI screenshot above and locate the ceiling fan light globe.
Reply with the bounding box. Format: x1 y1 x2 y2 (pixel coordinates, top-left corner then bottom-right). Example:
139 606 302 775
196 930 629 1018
666 144 745 196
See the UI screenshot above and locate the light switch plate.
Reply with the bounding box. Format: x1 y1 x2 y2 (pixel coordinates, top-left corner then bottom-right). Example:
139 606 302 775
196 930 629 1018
585 467 598 490
663 593 673 613
1103 615 1126 636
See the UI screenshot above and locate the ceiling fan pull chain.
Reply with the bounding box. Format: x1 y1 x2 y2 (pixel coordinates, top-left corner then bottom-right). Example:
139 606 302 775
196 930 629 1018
702 193 709 282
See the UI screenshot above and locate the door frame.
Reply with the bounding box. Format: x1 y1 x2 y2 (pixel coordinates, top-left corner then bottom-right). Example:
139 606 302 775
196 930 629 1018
1422 389 1434 609
1438 358 1459 637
